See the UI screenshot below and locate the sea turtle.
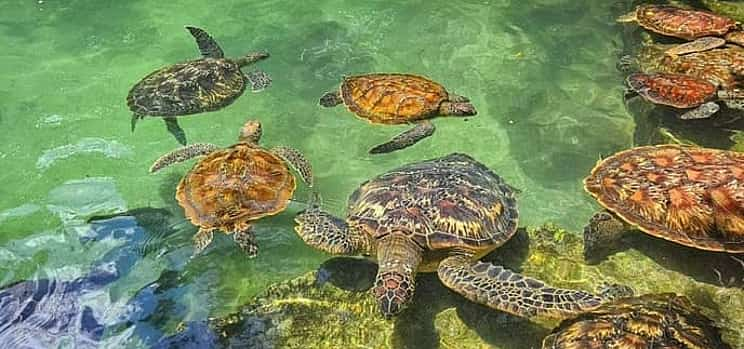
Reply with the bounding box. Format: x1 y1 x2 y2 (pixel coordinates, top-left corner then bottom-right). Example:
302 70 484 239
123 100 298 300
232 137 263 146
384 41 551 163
583 144 744 262
127 26 272 145
618 5 739 41
624 72 744 119
318 73 476 154
294 153 602 318
627 43 744 89
149 119 313 256
542 293 732 349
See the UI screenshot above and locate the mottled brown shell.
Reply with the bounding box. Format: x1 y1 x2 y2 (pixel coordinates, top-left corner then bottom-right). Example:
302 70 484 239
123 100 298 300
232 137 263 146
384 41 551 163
340 73 449 124
542 293 732 349
346 153 519 255
631 5 737 40
627 73 717 108
584 145 744 252
638 44 744 89
176 143 295 233
127 58 246 117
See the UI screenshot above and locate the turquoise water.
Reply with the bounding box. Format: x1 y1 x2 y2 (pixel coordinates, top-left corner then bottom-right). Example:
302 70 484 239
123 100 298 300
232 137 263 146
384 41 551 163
0 0 661 347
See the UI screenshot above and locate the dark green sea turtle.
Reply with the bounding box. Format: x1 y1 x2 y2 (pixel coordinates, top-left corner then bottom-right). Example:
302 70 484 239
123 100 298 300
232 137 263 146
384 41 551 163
127 26 271 145
294 153 602 318
543 293 732 349
150 120 312 256
319 73 476 154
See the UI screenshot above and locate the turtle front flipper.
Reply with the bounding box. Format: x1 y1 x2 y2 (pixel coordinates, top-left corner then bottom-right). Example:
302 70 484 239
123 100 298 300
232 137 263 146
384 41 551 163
149 143 219 173
665 36 726 56
233 225 258 258
368 121 435 154
193 228 215 255
185 26 224 59
293 208 368 255
438 255 602 318
679 102 720 120
319 90 343 107
270 146 314 186
164 118 188 145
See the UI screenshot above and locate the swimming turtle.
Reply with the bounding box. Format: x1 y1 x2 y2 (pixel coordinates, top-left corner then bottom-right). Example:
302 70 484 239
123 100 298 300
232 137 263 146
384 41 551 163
127 26 271 145
626 43 744 89
618 5 739 41
542 293 732 349
150 120 313 256
624 72 744 119
319 73 476 154
294 153 602 318
583 144 744 262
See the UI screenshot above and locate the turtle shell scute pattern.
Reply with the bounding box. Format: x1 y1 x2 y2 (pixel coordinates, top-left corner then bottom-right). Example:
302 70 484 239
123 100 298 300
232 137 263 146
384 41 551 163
639 45 744 89
340 73 449 124
584 145 744 252
627 73 717 108
542 293 732 349
127 58 246 117
176 144 295 233
346 153 519 251
634 5 737 40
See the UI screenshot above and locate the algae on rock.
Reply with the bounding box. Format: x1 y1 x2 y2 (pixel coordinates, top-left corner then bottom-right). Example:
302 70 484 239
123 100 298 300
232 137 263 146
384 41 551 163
161 224 744 348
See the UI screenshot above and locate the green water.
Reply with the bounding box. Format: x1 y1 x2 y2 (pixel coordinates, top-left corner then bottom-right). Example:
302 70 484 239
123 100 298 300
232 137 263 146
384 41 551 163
0 0 641 346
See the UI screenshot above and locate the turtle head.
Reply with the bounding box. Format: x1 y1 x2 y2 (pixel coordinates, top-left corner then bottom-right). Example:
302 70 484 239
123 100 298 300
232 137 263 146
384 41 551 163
373 270 416 319
583 212 628 264
239 120 262 144
439 101 477 117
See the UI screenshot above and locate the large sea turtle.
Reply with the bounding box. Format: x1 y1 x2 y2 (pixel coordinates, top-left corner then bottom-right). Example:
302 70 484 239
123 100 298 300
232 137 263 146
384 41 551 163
150 120 313 256
319 73 476 154
624 72 744 119
542 293 732 349
127 26 271 145
583 144 744 261
294 153 602 318
618 4 739 41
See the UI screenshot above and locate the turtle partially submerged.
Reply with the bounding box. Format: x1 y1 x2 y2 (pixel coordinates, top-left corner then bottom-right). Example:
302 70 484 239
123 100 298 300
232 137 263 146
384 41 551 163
625 72 744 119
150 120 313 256
542 293 732 349
127 26 271 145
583 144 744 261
294 153 602 318
319 73 476 154
618 5 739 41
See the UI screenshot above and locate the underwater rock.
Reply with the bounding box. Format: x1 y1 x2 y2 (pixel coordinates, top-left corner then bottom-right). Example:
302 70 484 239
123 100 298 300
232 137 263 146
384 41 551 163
161 224 744 348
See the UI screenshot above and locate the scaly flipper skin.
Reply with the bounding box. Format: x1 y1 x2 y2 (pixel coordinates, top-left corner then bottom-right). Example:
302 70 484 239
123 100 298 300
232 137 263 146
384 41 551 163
372 234 422 318
680 101 720 120
665 36 726 56
193 228 215 255
149 143 219 173
233 225 258 258
245 70 272 92
319 90 343 107
368 121 435 154
185 26 224 59
293 208 369 255
165 118 188 145
270 146 314 187
437 254 602 318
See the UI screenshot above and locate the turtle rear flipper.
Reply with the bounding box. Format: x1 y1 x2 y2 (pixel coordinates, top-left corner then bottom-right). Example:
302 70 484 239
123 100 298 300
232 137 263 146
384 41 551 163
245 70 272 92
185 26 224 59
270 146 313 186
233 225 258 258
164 118 188 145
438 255 602 318
149 143 219 173
319 90 343 107
680 102 720 120
193 228 215 255
368 121 435 154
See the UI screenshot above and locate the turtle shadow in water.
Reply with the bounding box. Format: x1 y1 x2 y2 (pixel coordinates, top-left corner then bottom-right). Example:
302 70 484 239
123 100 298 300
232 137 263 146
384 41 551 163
627 95 744 149
587 231 744 288
319 228 547 349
